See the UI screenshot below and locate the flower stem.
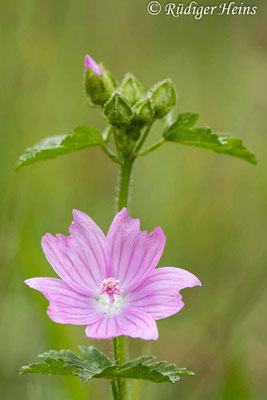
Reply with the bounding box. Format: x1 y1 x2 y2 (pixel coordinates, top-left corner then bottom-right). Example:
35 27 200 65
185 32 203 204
137 138 165 157
113 336 127 399
117 157 134 211
111 156 134 400
111 379 120 400
101 144 121 164
134 125 152 154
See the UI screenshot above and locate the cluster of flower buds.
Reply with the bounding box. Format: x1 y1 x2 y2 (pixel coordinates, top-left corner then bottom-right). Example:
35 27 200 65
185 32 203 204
84 55 176 140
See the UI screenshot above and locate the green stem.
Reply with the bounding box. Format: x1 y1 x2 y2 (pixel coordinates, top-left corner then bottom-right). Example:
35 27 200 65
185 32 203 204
117 157 134 211
137 139 165 157
111 156 134 400
134 125 152 154
111 379 120 400
101 144 121 164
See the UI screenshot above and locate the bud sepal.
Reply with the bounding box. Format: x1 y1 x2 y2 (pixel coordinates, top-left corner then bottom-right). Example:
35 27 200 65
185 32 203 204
121 73 143 105
104 92 133 127
133 98 155 126
150 79 177 119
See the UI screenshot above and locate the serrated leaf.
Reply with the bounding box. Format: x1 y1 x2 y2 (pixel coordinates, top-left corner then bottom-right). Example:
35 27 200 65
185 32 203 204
20 358 76 376
164 122 257 164
118 357 193 383
79 346 112 368
16 126 104 170
20 346 194 384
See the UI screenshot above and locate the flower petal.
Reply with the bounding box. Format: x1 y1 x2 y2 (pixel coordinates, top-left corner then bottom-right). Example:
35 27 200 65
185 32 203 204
85 309 158 340
107 208 166 292
128 267 201 320
25 277 102 325
41 210 111 296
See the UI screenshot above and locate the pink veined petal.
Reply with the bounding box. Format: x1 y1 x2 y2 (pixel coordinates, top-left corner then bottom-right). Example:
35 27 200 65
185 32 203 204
85 309 158 340
41 210 111 296
128 267 201 320
107 208 166 293
25 278 102 325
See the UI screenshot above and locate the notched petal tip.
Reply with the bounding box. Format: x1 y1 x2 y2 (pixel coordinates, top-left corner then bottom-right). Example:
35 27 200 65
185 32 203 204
24 278 34 288
72 208 85 220
71 208 94 224
41 232 55 247
180 270 202 289
116 208 133 226
195 277 202 287
114 208 166 241
149 225 166 243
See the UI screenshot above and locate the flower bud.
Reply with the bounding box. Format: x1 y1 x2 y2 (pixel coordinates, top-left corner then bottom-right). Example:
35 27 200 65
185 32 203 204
84 54 102 76
84 55 117 106
121 73 143 105
150 79 176 118
133 98 154 125
104 92 133 126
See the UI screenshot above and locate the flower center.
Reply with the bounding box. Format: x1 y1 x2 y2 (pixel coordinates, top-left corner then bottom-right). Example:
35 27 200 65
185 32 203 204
100 277 122 304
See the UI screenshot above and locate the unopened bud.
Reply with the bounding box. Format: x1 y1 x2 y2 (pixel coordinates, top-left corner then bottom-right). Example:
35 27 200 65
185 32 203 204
150 79 176 118
104 92 133 126
133 98 154 125
121 73 143 105
84 55 117 106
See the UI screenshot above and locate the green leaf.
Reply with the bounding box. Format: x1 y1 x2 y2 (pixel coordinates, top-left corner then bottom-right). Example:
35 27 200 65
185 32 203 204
20 346 194 384
117 356 193 383
164 116 257 164
169 112 199 129
16 126 104 170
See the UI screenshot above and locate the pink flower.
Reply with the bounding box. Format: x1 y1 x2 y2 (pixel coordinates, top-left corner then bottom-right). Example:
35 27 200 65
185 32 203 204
25 209 201 340
84 54 102 77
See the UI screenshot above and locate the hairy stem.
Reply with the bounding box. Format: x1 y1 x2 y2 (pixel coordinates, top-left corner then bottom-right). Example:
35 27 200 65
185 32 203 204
111 156 134 400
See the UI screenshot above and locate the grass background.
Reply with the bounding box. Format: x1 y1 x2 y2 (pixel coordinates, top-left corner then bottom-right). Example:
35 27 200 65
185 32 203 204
1 0 266 399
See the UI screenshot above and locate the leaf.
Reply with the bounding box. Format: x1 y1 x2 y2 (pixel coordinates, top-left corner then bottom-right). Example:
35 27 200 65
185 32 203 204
117 356 193 383
16 126 104 170
169 112 199 129
79 346 113 368
20 346 194 384
164 114 257 164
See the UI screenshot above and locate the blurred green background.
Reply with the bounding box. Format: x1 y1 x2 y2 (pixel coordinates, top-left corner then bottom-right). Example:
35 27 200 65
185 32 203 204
1 0 266 399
